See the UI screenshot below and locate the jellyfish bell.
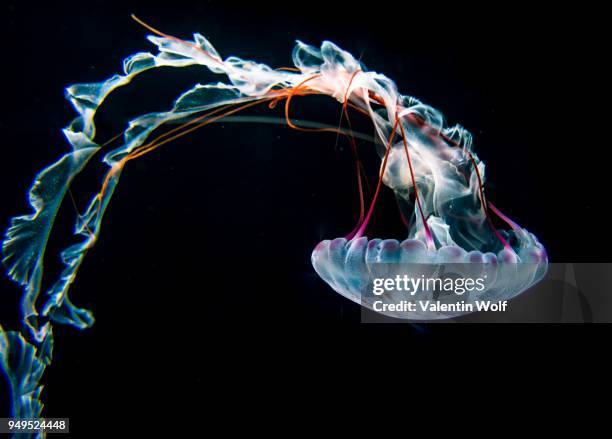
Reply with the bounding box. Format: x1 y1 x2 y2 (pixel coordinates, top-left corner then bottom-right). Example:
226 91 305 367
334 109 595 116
311 100 549 319
311 105 549 320
308 62 548 319
312 233 547 320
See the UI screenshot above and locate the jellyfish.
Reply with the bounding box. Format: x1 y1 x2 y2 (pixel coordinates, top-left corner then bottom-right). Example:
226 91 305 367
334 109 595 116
1 16 546 425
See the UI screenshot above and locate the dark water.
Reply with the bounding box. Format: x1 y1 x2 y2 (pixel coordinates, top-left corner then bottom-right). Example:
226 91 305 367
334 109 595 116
0 1 607 434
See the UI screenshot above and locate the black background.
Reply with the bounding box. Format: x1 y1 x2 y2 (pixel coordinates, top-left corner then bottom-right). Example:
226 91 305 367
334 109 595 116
0 1 608 435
